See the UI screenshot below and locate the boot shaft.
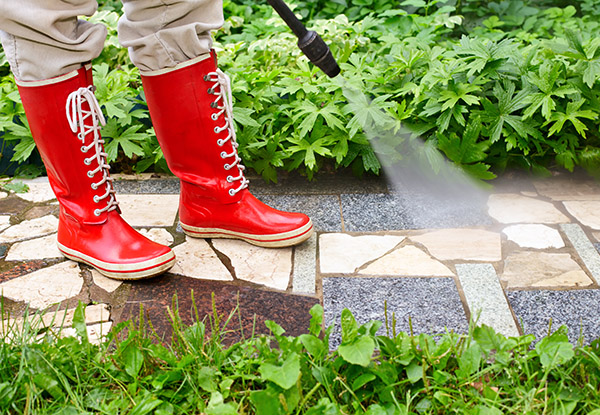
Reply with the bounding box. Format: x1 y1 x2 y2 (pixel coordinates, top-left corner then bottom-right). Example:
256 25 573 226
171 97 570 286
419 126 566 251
17 65 118 224
141 52 248 204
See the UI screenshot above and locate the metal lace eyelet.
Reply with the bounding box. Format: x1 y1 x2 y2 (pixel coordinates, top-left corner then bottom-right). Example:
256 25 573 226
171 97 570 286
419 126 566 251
84 158 92 166
211 113 218 121
224 163 231 170
207 87 214 94
93 195 99 203
87 171 94 178
228 189 236 196
91 183 98 190
226 176 233 183
81 146 88 153
217 139 224 146
220 151 227 158
210 102 218 108
214 127 220 134
93 209 101 216
77 133 84 139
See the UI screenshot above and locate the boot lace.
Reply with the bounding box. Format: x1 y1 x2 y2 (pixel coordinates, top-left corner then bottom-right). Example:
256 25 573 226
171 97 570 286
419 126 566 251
66 86 118 217
204 69 249 197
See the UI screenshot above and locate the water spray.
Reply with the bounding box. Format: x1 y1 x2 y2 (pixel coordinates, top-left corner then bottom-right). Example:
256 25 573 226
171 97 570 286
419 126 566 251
266 0 340 78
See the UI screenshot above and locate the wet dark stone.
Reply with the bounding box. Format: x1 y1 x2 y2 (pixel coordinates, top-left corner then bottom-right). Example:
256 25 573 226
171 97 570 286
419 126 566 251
0 260 53 284
0 245 7 259
0 197 30 215
23 205 59 220
115 274 318 344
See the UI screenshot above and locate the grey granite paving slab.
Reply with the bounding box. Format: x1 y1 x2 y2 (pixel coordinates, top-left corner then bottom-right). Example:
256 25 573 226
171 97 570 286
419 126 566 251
256 195 342 232
114 178 180 194
561 224 600 284
456 264 520 337
340 193 492 232
507 289 600 344
292 233 317 295
323 277 468 347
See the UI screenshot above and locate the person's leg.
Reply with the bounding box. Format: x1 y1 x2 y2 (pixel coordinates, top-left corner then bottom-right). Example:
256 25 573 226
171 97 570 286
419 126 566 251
0 1 176 279
119 0 313 247
0 0 106 81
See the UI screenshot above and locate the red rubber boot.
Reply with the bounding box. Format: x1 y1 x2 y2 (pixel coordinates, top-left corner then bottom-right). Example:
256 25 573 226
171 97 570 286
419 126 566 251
16 65 175 279
141 53 313 248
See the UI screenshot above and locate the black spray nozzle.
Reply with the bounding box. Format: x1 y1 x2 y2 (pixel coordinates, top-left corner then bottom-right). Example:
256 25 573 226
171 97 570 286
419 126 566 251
266 0 341 78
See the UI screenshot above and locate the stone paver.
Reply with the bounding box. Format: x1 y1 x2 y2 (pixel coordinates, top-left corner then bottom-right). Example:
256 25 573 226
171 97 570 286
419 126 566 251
0 261 83 309
91 269 123 293
16 177 55 203
487 194 569 224
212 239 292 290
561 224 600 284
359 245 454 276
292 233 317 294
501 251 593 289
563 201 600 230
533 179 600 201
502 224 564 249
319 233 405 274
0 216 10 232
138 228 174 246
170 237 232 281
411 229 501 261
0 215 58 244
118 194 179 227
456 264 519 337
6 234 62 261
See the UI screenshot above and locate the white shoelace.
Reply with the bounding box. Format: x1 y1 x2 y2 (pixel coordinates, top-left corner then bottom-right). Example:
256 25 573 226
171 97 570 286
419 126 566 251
205 69 249 197
66 86 118 217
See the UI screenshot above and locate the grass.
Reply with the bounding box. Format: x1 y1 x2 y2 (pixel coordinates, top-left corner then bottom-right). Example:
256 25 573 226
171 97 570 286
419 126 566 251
1 296 600 414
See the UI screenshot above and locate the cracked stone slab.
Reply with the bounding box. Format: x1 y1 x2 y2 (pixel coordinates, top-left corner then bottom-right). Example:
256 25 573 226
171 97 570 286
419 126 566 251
487 194 569 224
170 237 232 281
358 245 454 276
323 277 468 347
561 224 600 284
138 228 174 246
533 179 600 201
507 290 600 344
61 321 113 344
0 215 59 244
0 216 10 232
411 229 501 261
16 177 56 203
502 224 565 249
6 234 62 261
563 201 600 230
91 269 123 293
37 303 110 328
293 233 317 294
456 264 519 337
212 239 292 291
117 194 179 227
341 193 491 232
0 261 83 309
319 233 405 274
501 251 593 289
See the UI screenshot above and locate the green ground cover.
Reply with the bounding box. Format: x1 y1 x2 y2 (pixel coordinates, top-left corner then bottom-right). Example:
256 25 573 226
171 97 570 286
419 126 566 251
1 0 599 181
1 302 600 414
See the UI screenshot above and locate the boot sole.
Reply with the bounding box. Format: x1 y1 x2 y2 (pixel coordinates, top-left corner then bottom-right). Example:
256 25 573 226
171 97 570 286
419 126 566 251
57 243 176 280
180 220 314 248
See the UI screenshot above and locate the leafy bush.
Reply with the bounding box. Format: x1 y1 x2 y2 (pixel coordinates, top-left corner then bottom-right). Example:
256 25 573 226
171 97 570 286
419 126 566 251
0 0 599 181
2 302 600 413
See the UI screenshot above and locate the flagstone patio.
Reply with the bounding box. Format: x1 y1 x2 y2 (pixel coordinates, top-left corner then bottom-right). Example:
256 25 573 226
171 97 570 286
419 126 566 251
1 171 600 345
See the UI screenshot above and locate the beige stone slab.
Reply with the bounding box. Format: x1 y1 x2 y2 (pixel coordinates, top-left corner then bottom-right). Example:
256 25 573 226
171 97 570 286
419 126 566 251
60 321 113 344
38 304 110 327
91 269 123 292
563 201 600 230
501 252 593 289
6 234 62 261
139 228 174 246
502 224 565 249
411 229 501 261
319 233 405 274
212 239 292 291
171 237 232 281
521 191 538 198
0 215 10 232
0 192 7 199
359 245 454 276
533 179 600 201
594 232 600 243
487 194 569 224
0 215 59 243
117 194 179 227
0 261 83 309
16 177 56 203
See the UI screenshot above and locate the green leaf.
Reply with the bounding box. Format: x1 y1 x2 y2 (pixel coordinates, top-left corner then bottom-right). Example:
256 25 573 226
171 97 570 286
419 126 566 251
1 180 29 193
352 373 376 390
458 343 482 377
535 327 574 370
259 352 300 390
309 304 324 337
207 391 238 415
406 361 423 383
72 302 89 344
340 308 359 343
338 336 375 367
123 343 144 378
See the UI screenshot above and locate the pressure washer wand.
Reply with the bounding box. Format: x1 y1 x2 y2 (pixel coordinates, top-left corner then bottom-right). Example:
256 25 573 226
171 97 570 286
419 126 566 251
266 0 341 78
